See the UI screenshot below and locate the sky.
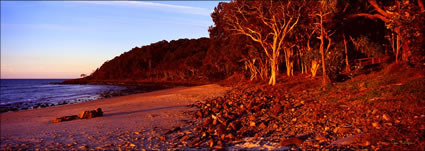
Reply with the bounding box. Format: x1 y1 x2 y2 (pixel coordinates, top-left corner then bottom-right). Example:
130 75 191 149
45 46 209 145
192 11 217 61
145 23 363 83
1 1 222 79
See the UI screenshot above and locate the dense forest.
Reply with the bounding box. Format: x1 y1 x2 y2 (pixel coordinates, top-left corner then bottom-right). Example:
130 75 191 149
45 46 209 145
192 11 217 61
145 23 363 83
68 0 425 86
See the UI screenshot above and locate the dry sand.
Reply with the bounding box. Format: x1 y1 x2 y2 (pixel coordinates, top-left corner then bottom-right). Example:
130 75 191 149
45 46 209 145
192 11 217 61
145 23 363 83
1 84 230 150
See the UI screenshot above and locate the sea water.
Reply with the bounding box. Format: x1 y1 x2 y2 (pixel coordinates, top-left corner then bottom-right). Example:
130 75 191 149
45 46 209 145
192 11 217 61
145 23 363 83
0 79 124 112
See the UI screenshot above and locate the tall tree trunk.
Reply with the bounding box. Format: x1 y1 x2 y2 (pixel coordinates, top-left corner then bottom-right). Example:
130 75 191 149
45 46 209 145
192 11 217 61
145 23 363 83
391 32 396 61
284 47 294 76
311 60 319 78
319 14 330 85
396 34 401 63
268 58 277 85
343 34 351 72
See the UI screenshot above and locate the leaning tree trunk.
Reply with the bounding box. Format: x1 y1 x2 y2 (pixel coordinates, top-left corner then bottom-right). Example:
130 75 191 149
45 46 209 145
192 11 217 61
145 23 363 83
343 34 351 72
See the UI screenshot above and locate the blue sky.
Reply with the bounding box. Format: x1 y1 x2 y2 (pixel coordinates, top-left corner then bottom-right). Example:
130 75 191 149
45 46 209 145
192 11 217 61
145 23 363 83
1 1 222 79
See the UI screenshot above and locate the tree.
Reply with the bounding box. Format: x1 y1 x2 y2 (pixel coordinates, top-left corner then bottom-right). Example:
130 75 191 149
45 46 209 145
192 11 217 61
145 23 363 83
349 0 425 63
311 0 339 85
224 0 302 85
343 33 351 72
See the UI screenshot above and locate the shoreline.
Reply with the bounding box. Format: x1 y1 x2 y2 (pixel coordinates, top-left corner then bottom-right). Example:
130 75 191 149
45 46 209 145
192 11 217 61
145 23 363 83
1 84 230 150
0 80 210 113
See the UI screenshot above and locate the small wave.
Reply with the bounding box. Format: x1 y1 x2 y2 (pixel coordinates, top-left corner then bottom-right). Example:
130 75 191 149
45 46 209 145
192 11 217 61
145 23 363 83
1 81 124 108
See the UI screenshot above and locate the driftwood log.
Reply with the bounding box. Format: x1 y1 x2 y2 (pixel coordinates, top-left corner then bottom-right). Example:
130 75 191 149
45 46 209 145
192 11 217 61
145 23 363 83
51 108 103 123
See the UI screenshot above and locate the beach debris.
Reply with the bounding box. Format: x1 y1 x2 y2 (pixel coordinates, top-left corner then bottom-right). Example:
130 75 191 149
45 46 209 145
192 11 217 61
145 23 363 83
78 108 103 119
51 115 78 123
51 108 103 123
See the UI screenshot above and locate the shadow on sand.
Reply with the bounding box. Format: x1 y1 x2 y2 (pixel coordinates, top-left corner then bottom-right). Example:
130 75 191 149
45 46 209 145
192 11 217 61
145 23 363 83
103 105 188 117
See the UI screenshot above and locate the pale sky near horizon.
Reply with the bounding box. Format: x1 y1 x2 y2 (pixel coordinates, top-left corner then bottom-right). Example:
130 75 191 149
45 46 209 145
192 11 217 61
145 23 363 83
1 1 223 79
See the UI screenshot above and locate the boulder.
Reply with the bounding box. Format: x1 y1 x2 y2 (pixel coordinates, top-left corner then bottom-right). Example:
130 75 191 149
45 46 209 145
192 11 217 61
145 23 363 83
280 133 312 147
78 108 104 119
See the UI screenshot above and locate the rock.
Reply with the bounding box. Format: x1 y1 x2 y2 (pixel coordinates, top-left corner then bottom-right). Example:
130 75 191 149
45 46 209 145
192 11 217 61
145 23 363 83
250 121 256 127
208 139 215 148
95 108 103 116
188 137 201 147
280 137 305 147
78 111 89 119
332 135 357 146
372 122 381 129
258 122 266 129
78 144 88 150
332 134 367 146
216 124 226 136
213 119 218 125
280 134 311 147
315 136 327 142
78 108 103 119
334 127 351 134
214 140 224 149
160 136 166 141
382 114 391 121
384 122 393 126
394 119 401 124
271 104 282 116
180 135 190 142
225 133 235 139
203 118 213 127
164 127 181 135
362 140 371 146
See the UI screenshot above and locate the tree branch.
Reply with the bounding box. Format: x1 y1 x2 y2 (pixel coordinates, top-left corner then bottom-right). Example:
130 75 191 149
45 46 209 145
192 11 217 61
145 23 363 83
348 13 389 22
419 0 425 12
368 0 391 17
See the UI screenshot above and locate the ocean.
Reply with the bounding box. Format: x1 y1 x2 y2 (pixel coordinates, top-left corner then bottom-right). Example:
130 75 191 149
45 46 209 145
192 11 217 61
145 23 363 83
0 79 124 112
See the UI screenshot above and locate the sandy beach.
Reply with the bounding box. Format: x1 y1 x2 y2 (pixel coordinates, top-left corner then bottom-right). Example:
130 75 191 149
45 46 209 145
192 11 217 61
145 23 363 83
1 84 230 150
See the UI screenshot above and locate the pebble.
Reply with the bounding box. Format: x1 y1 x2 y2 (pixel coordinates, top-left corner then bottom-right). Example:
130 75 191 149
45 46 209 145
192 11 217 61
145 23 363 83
78 144 88 150
382 114 391 121
372 122 380 129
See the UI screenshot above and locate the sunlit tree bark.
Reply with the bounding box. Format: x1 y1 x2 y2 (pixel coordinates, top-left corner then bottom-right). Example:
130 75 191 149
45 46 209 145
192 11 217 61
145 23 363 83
343 33 350 72
224 0 301 85
313 0 336 85
318 12 332 85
